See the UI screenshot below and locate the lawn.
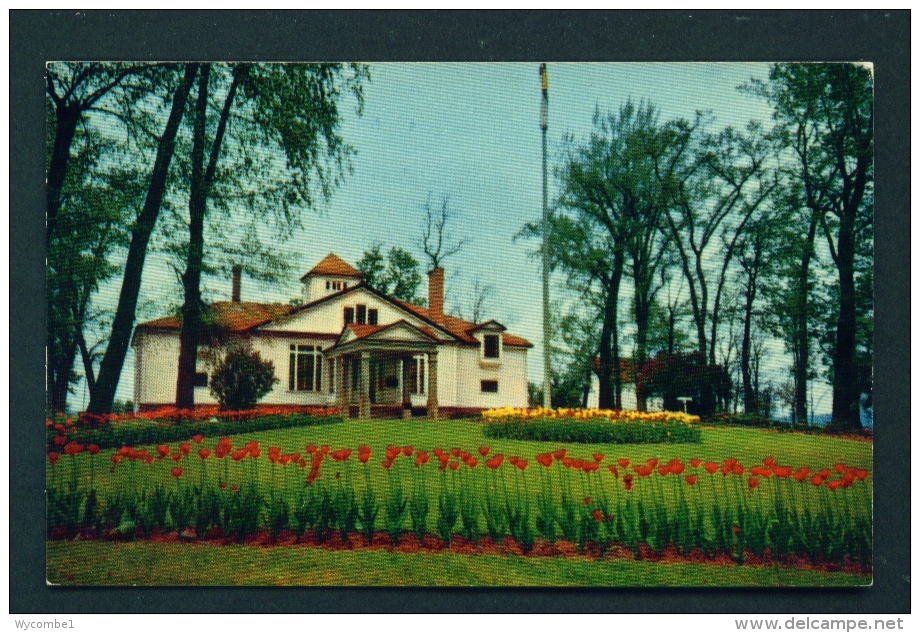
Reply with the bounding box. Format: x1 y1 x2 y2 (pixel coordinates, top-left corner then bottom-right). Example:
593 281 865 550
46 416 872 586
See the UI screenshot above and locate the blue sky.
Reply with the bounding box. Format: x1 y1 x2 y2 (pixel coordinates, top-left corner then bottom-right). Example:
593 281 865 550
86 62 830 412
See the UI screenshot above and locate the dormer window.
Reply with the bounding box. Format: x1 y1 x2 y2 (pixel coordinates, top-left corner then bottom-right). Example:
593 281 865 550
484 334 500 359
368 308 378 325
356 304 367 325
344 307 354 324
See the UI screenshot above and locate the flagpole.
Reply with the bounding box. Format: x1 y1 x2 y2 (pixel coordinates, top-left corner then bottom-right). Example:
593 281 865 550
540 63 552 410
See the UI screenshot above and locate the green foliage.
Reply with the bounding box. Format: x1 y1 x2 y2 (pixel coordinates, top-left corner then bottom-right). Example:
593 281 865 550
357 243 425 304
483 417 702 445
384 483 408 546
209 347 278 410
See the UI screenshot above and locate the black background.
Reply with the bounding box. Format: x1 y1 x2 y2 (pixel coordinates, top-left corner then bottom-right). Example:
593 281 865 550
10 10 910 613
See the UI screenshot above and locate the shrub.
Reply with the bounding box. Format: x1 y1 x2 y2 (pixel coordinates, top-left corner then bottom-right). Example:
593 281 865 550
209 347 278 411
482 416 702 444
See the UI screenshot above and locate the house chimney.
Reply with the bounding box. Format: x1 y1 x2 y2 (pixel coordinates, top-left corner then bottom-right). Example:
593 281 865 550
428 266 444 322
232 265 242 303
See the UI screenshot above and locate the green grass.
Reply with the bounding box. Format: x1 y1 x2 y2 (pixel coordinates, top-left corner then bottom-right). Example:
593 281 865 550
46 540 869 586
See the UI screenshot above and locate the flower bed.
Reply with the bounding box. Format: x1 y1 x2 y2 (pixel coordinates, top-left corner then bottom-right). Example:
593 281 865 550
47 437 871 568
482 407 702 444
46 409 343 452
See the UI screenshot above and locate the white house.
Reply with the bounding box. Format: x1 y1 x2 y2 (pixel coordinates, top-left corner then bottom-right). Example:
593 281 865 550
132 253 532 417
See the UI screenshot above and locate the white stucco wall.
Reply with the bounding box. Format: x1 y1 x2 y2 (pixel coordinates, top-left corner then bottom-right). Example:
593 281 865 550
586 374 662 411
133 286 530 410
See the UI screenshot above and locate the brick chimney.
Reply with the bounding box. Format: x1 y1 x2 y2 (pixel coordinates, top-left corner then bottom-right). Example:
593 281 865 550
428 266 444 322
231 265 242 303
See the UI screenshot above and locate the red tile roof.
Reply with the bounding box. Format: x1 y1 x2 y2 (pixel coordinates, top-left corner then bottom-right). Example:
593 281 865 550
301 253 363 280
392 299 533 348
136 302 298 333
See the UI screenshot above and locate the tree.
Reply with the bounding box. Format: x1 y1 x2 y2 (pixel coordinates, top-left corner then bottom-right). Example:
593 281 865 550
660 117 777 413
46 63 175 413
86 63 200 415
751 63 873 430
419 195 467 270
172 63 368 410
357 243 425 304
636 351 731 416
209 345 278 411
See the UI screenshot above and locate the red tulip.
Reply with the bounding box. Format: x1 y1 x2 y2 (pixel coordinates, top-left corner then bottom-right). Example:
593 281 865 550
623 474 634 491
793 467 812 482
852 468 869 480
583 461 599 473
689 458 701 468
402 445 414 457
48 452 60 465
198 448 211 460
231 485 239 492
179 442 192 455
478 446 490 456
449 461 460 471
646 458 659 468
171 466 183 478
810 474 824 486
593 453 605 463
515 459 528 471
63 441 85 456
826 479 841 491
87 444 100 455
561 457 574 468
156 444 170 457
433 447 444 457
450 447 461 457
732 463 744 476
657 464 670 476
617 457 630 468
834 462 846 474
762 456 776 467
171 452 182 462
704 461 718 474
321 445 330 455
608 465 619 478
53 435 66 446
552 449 567 460
381 459 393 469
467 457 479 468
748 476 759 489
306 444 317 454
818 467 831 478
592 509 604 522
486 454 504 470
415 451 430 466
633 464 653 477
536 452 553 468
232 449 247 461
191 433 205 444
583 496 592 505
685 474 698 485
143 454 154 464
110 454 122 465
773 465 793 478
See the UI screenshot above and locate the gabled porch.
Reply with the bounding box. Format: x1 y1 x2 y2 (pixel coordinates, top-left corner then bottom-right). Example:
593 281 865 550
325 321 442 420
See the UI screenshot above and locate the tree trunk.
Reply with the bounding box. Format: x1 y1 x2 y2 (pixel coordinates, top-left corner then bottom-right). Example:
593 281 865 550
740 236 761 415
791 209 820 425
597 277 614 410
610 251 624 409
46 103 82 247
830 210 861 429
175 65 211 410
175 64 242 410
88 64 198 415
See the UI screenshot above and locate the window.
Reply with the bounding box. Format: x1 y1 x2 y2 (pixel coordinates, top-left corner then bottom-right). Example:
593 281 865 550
481 380 498 393
326 281 330 290
484 334 500 359
344 307 354 324
289 344 323 391
194 372 209 387
368 308 378 325
356 304 367 325
327 358 336 393
408 355 426 394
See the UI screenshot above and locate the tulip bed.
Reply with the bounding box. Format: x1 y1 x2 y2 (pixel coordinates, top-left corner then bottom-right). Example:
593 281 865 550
46 420 872 577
